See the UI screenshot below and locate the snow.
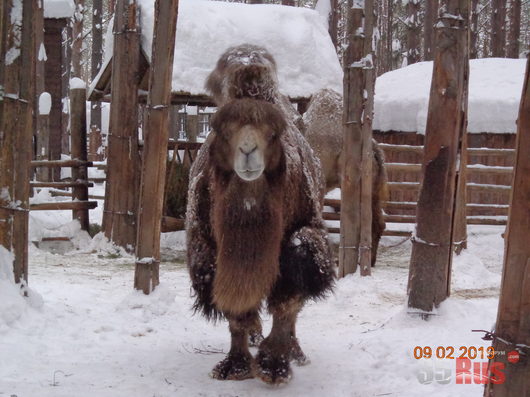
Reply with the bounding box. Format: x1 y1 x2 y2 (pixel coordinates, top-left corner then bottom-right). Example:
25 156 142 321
314 0 332 28
38 42 47 61
69 77 86 89
97 0 342 99
0 219 505 396
43 0 75 19
373 58 527 134
39 92 52 115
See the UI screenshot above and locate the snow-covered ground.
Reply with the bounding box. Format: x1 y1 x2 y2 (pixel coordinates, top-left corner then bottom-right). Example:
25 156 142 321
1 194 505 397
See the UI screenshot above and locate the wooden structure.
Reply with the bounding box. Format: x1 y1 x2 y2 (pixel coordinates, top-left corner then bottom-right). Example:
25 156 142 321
407 0 470 314
0 0 37 285
339 0 375 278
484 53 530 397
134 0 180 294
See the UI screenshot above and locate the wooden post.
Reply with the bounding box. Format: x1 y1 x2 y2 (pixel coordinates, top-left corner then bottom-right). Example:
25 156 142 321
484 54 530 397
102 0 141 251
134 0 179 294
407 0 470 314
453 131 468 255
34 0 45 175
340 0 376 277
339 3 363 277
359 0 376 276
69 81 89 231
44 17 69 181
0 0 37 285
36 93 51 181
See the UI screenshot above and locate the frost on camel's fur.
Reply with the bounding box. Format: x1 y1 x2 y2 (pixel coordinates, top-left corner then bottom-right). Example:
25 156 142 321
186 44 334 385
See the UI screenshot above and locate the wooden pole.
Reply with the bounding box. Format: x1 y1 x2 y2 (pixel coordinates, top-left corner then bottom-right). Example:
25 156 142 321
102 0 141 251
359 0 376 276
339 2 363 277
36 94 51 181
484 53 530 397
134 0 179 294
69 82 89 231
407 0 470 314
0 0 37 286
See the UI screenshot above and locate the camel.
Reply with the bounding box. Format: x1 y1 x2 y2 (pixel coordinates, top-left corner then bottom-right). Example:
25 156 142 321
186 44 334 385
302 88 388 266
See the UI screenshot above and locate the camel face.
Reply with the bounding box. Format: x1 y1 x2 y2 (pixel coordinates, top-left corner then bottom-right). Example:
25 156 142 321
210 99 285 181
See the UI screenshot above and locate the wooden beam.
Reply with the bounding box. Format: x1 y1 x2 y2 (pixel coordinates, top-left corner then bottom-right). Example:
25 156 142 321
30 201 98 211
161 216 185 233
31 159 93 167
485 54 530 397
407 0 470 314
102 0 141 251
134 0 180 294
30 181 93 188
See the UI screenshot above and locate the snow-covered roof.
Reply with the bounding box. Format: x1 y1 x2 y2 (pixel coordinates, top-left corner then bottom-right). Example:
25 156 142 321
97 0 342 99
374 58 527 134
43 0 75 19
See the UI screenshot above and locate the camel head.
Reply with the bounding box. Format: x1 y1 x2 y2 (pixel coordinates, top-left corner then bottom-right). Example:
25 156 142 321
206 44 278 106
210 98 286 182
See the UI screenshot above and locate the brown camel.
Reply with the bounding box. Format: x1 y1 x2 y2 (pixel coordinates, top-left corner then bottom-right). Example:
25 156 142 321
186 44 334 385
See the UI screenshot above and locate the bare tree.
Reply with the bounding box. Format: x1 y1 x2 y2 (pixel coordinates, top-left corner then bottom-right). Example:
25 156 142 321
490 0 507 57
405 0 421 65
507 0 521 58
89 0 104 160
424 0 439 61
71 0 85 78
470 0 479 58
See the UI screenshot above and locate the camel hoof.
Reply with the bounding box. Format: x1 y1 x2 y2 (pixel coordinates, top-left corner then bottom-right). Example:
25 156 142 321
254 350 292 385
289 336 310 366
210 353 254 381
249 330 264 347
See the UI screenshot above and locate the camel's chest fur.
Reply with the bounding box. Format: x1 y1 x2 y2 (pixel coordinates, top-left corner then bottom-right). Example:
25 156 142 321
211 175 285 315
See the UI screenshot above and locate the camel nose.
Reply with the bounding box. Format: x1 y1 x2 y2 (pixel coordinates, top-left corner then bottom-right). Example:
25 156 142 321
239 145 257 156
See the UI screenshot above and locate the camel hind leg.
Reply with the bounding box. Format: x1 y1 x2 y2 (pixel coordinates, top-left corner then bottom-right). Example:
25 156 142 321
211 311 259 381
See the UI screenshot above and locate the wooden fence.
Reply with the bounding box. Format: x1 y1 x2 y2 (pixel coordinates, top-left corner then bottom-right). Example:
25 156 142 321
324 133 515 237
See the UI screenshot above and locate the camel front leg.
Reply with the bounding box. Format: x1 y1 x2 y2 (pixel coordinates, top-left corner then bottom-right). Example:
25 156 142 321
210 311 259 381
254 297 303 385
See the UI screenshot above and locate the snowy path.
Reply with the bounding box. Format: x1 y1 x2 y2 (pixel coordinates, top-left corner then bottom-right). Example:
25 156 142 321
1 228 503 397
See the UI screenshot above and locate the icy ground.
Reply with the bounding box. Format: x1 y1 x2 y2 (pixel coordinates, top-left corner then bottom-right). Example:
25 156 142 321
0 223 504 397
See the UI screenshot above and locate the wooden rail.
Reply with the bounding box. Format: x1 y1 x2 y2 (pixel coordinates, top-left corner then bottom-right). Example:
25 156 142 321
31 181 94 188
31 159 93 167
30 201 98 211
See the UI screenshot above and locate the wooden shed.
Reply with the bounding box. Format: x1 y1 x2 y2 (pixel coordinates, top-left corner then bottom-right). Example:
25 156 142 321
372 58 526 221
88 0 342 109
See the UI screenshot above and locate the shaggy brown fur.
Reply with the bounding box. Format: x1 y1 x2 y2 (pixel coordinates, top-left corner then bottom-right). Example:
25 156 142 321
302 88 389 266
186 45 334 385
